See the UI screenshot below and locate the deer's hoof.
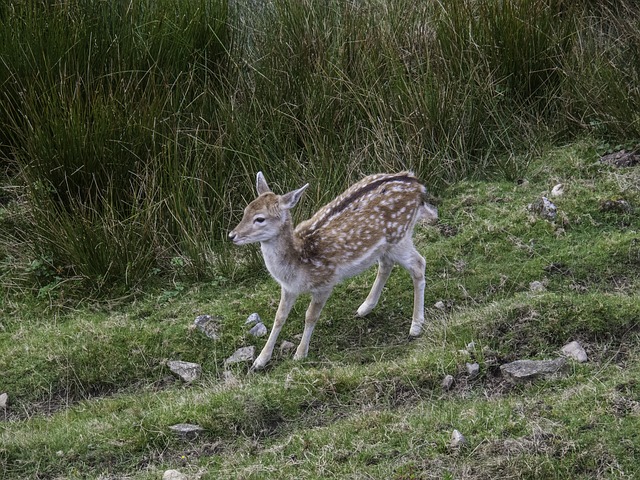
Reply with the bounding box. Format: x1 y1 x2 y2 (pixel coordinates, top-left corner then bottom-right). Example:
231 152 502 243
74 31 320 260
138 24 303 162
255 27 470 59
356 304 374 317
409 323 423 337
250 358 268 372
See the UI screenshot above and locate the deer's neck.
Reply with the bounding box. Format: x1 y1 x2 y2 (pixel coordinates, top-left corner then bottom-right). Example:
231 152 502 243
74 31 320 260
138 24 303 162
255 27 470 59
260 217 303 287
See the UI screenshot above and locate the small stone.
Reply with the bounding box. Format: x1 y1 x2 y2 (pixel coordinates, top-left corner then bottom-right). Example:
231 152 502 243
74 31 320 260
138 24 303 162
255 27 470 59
0 393 7 408
561 341 588 363
434 301 446 310
450 429 466 448
169 423 204 440
500 358 567 383
600 199 632 214
284 372 294 389
280 340 296 355
249 322 267 337
600 150 640 167
442 375 454 391
466 341 476 352
529 196 557 221
163 470 188 480
466 362 480 377
245 313 261 325
529 281 546 293
550 184 564 197
193 314 219 340
224 346 255 366
167 360 202 383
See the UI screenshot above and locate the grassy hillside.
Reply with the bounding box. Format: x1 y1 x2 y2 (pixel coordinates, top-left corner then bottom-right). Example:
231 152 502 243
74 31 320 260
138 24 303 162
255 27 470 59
1 141 639 479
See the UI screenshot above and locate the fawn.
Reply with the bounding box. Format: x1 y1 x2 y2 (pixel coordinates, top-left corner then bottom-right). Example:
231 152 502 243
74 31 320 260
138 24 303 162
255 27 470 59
229 171 438 370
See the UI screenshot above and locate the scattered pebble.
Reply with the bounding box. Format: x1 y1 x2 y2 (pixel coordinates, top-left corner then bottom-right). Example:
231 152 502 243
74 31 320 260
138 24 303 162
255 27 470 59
284 372 294 389
169 423 204 440
442 375 454 391
454 259 467 273
249 322 268 337
450 429 466 448
280 340 296 355
224 346 255 366
466 362 480 377
163 470 188 480
434 301 446 310
561 341 588 363
550 183 564 197
167 360 202 383
193 314 219 340
600 199 632 214
466 341 476 352
0 393 7 408
245 313 261 325
528 196 557 221
500 358 567 383
600 150 640 168
529 280 546 293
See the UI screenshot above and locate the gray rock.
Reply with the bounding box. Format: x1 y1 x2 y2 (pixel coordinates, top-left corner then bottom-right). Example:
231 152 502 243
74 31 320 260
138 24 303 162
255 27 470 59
550 183 564 197
442 375 454 391
169 423 204 440
280 340 296 355
466 362 480 377
284 372 294 390
466 341 476 352
163 470 188 480
245 312 261 325
434 301 446 310
167 360 202 383
529 280 546 293
600 199 632 214
193 314 219 340
561 341 588 363
0 393 7 408
224 346 255 366
500 358 567 383
450 429 466 448
600 150 640 168
529 196 557 221
249 322 268 337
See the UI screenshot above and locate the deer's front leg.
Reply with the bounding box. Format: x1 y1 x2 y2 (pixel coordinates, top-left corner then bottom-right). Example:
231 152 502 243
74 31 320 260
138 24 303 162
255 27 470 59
252 288 298 370
294 289 331 360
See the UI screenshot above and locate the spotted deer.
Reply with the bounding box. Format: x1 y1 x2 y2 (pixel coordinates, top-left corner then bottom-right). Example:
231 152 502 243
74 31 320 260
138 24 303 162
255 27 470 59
229 171 438 370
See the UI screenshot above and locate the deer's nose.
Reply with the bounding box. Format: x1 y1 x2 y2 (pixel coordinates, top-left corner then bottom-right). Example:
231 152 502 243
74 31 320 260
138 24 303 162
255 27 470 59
228 231 236 241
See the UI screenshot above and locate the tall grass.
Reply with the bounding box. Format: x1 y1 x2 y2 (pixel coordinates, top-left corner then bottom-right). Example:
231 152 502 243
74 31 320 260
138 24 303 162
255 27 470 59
0 0 639 296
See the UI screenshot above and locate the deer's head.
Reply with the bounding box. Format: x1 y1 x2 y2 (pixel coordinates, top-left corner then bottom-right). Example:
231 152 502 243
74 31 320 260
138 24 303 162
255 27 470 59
229 172 309 245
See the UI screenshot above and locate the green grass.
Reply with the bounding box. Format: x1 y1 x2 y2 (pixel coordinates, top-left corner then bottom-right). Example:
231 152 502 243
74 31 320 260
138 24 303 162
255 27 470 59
1 141 639 478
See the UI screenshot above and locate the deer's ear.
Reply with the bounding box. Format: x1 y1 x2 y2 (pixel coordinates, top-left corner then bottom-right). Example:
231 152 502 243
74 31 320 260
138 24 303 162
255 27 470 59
256 172 271 195
280 183 309 210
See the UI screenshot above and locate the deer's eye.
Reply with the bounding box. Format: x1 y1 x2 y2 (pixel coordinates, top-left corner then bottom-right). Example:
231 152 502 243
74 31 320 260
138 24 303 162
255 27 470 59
254 217 266 224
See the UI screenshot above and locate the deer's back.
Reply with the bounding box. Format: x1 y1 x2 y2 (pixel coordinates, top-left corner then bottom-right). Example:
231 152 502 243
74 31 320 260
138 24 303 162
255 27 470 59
295 173 427 269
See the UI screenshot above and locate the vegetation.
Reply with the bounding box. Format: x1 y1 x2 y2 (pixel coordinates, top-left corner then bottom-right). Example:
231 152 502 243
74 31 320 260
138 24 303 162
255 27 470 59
1 0 639 295
2 140 639 478
0 1 639 478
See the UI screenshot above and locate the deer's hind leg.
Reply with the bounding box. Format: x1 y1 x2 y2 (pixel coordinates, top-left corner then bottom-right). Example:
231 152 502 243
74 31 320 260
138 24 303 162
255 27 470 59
356 256 394 317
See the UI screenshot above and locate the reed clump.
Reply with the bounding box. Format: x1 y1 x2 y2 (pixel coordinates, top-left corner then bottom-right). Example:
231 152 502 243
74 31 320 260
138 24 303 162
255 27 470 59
1 0 638 295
